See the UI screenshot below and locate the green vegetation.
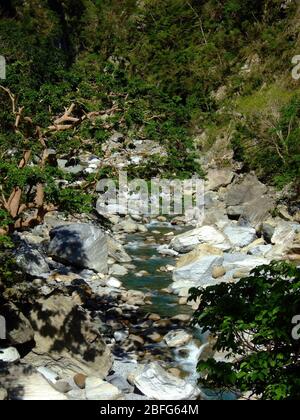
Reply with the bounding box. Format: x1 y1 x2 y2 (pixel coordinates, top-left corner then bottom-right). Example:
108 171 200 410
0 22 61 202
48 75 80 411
232 95 300 187
1 0 300 400
1 0 299 192
190 262 300 400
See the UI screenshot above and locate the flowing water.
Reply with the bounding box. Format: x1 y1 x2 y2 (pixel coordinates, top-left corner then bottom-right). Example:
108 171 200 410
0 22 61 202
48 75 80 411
122 221 238 399
122 221 201 381
123 221 192 317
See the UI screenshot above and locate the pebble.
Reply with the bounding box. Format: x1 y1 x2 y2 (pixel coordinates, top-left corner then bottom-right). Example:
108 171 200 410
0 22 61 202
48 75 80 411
74 373 87 389
147 332 162 343
148 313 161 322
0 388 7 400
135 270 149 277
212 266 226 279
153 319 172 328
171 314 191 323
129 334 145 346
107 277 123 288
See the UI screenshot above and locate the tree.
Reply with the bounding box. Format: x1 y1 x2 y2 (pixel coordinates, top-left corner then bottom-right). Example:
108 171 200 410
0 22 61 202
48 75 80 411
190 262 300 400
0 86 94 234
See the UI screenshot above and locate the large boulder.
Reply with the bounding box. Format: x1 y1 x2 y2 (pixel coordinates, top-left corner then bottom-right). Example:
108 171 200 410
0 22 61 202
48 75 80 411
223 254 270 275
107 236 132 263
2 302 34 345
225 173 267 206
225 174 275 228
172 245 224 295
48 224 108 273
28 294 112 379
132 363 200 400
267 221 300 258
271 221 299 246
223 224 257 248
169 226 230 253
206 169 234 191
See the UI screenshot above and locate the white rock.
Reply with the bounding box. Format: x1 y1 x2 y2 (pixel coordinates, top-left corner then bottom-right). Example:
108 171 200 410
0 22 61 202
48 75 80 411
248 245 273 256
96 202 128 217
37 367 59 383
170 226 230 253
0 347 20 363
133 363 200 400
223 224 257 248
114 331 128 342
223 254 269 272
37 367 72 393
172 254 224 294
163 330 192 348
271 221 299 246
0 388 7 400
157 245 179 257
107 277 123 288
85 377 122 400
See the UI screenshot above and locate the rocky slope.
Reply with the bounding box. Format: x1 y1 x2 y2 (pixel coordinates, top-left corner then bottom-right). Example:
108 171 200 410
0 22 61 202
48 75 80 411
0 132 299 400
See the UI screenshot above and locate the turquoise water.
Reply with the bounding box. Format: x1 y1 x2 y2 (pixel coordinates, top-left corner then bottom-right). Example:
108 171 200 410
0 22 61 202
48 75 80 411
122 223 239 400
122 223 192 317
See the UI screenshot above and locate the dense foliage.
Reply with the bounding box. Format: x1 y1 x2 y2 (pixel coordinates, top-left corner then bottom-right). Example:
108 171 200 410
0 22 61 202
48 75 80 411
1 0 299 189
190 262 300 400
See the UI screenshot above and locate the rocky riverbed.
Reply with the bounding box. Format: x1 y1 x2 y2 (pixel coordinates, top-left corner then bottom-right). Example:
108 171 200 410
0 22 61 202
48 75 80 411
0 145 299 400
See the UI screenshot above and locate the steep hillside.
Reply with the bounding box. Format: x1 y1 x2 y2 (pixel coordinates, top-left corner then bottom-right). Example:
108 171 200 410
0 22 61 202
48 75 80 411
1 0 300 401
0 1 299 192
0 1 299 243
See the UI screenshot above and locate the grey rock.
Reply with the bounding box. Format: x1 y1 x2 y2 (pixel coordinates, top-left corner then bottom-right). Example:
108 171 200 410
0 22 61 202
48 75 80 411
28 294 112 379
223 224 257 248
171 245 223 296
48 224 108 273
225 174 275 228
107 236 132 263
206 169 234 191
109 264 128 277
225 173 267 206
15 245 50 277
3 302 34 345
223 253 269 273
248 245 273 256
107 373 133 393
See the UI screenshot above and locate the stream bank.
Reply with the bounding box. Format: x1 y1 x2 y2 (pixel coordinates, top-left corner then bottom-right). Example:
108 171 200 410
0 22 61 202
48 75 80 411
1 163 299 400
